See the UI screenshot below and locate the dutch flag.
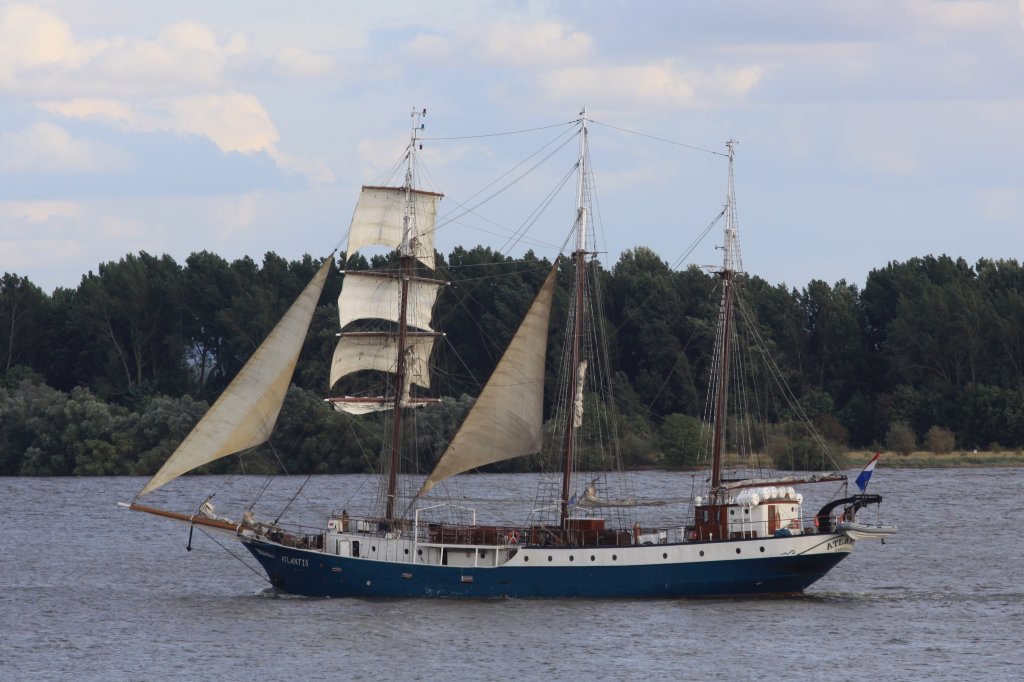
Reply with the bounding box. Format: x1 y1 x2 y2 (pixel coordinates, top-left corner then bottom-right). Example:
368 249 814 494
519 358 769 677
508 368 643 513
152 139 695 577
856 452 881 492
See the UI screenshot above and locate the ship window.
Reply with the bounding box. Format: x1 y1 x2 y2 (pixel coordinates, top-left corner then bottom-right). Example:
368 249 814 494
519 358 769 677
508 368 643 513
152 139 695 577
759 546 765 553
736 548 741 554
729 509 735 516
612 554 618 561
524 556 529 562
744 509 749 515
371 546 376 552
548 556 553 562
590 555 596 562
569 555 574 562
405 549 409 555
663 553 668 559
699 551 705 557
417 549 422 556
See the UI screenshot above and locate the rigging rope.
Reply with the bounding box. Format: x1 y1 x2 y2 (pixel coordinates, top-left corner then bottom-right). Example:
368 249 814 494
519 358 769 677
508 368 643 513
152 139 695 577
198 527 272 585
589 119 729 157
422 120 577 140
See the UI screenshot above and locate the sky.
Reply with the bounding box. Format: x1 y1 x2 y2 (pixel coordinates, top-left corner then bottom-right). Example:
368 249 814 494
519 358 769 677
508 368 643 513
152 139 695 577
2 0 1023 294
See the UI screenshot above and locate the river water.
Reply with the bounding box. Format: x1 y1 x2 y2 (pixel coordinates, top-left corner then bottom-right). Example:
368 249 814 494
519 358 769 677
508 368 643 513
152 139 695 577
2 468 1021 681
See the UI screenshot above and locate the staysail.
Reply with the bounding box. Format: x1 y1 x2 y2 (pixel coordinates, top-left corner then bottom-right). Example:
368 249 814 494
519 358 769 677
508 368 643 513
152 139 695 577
138 257 334 496
416 263 559 497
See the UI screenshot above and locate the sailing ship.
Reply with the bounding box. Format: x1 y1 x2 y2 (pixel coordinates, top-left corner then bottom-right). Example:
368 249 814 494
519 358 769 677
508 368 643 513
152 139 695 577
122 110 896 598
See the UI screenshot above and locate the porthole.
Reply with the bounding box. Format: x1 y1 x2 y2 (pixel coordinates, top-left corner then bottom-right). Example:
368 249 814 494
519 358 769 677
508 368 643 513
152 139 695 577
699 550 705 557
590 555 596 562
744 509 749 515
612 554 618 561
663 553 668 559
759 546 765 553
524 556 529 563
404 548 409 555
729 509 735 516
547 556 553 562
371 546 376 552
569 555 575 562
417 549 422 556
736 548 741 554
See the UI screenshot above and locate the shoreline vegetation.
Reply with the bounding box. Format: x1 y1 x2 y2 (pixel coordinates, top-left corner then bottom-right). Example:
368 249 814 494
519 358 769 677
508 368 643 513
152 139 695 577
840 449 1024 469
3 247 1024 477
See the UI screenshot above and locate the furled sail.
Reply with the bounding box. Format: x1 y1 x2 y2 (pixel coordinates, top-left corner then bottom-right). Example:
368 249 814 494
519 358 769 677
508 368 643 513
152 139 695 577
138 257 334 496
347 186 440 269
329 332 435 390
337 271 441 331
573 359 588 429
416 264 559 497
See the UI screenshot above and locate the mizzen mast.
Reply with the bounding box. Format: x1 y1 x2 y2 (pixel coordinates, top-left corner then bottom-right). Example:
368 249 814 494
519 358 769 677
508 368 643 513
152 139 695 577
709 140 740 497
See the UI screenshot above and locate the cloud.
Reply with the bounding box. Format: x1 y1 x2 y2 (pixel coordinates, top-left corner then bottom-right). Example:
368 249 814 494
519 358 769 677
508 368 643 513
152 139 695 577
271 47 334 79
0 200 80 222
474 20 592 67
158 91 279 154
1 5 341 189
0 3 95 88
38 97 134 125
0 121 131 172
41 91 280 154
977 187 1021 222
539 61 763 108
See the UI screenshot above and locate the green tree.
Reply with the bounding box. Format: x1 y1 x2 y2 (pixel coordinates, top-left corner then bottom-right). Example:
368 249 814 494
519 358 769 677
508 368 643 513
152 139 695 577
658 413 703 466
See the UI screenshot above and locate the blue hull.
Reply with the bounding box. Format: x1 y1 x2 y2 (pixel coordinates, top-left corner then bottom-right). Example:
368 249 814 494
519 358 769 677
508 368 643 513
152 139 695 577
243 539 849 598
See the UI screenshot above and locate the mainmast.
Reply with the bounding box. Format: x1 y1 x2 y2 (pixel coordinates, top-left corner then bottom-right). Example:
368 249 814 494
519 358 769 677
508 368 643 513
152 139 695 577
560 110 589 525
385 107 426 521
709 140 739 496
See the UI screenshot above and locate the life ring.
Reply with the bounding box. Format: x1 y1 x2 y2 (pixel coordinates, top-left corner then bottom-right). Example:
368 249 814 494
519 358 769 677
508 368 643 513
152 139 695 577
506 530 520 544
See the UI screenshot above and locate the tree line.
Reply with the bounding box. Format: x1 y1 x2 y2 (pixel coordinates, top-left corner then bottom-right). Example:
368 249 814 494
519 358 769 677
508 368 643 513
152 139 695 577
1 247 1022 477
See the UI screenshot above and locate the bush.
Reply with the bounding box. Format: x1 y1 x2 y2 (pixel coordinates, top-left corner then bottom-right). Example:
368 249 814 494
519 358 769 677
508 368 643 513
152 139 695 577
886 420 916 455
765 421 847 471
923 425 955 453
658 413 703 466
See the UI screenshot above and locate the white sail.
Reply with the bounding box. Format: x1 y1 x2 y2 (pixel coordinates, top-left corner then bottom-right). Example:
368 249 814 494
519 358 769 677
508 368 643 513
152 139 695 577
329 332 435 389
331 399 392 415
417 264 558 497
347 186 440 269
573 359 588 429
139 257 334 496
329 397 434 415
337 271 441 331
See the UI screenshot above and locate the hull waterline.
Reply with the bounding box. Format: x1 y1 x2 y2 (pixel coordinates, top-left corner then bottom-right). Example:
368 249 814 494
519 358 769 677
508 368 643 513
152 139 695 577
242 535 852 599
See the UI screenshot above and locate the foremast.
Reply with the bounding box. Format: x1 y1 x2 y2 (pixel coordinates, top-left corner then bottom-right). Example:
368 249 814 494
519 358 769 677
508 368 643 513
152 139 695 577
329 107 444 522
385 108 425 521
560 110 590 526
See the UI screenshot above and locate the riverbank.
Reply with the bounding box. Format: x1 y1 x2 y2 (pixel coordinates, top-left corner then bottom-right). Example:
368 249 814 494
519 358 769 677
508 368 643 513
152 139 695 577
845 449 1024 468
